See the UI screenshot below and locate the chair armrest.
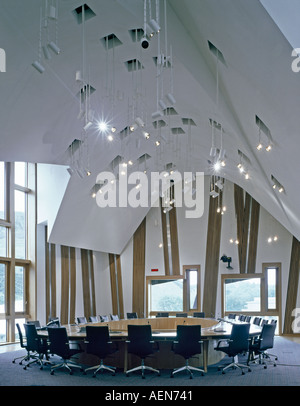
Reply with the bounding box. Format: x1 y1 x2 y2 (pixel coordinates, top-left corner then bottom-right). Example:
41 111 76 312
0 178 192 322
215 339 231 349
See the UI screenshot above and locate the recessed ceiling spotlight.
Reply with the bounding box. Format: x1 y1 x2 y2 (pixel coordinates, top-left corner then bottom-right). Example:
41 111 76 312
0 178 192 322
256 143 263 151
155 140 160 146
107 134 113 142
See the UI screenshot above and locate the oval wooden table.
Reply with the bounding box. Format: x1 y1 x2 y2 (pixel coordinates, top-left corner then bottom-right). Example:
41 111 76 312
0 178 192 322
39 317 261 373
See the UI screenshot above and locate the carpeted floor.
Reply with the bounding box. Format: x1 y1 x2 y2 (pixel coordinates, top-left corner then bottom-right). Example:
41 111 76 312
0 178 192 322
1 337 300 399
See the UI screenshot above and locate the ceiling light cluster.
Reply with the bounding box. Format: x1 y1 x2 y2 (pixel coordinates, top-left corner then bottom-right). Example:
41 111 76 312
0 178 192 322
271 175 284 193
209 120 226 173
267 235 278 243
237 150 250 180
141 0 160 50
32 2 61 74
256 116 273 152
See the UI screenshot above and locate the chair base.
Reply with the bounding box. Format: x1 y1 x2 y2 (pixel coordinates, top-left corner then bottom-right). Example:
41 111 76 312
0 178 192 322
84 360 116 377
23 354 51 370
13 351 35 365
50 359 83 375
248 352 277 368
219 356 251 375
171 360 205 379
126 359 160 379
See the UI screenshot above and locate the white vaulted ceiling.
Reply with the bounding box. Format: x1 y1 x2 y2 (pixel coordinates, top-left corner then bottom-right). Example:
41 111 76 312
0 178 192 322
0 0 300 254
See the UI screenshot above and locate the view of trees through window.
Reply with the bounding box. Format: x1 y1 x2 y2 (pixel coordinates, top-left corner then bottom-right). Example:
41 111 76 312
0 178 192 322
150 279 184 311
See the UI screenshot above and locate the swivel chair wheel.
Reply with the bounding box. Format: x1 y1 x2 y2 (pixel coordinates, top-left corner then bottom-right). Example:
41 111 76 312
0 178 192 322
50 371 54 375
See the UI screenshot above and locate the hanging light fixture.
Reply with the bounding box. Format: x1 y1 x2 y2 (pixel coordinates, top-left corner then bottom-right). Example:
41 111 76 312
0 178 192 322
32 8 45 73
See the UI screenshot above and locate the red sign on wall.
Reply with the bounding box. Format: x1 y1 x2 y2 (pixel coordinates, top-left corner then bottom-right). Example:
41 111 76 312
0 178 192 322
151 269 159 272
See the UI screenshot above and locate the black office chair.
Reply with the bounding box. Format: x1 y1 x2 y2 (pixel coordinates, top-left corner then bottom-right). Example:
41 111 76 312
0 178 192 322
171 325 205 379
193 312 205 318
89 316 99 323
228 314 236 320
176 313 188 317
77 316 87 324
127 312 138 319
99 315 109 322
23 323 50 370
27 320 41 328
47 327 83 375
245 316 251 322
126 325 160 379
110 314 119 321
238 315 246 321
253 317 262 325
215 323 251 375
12 323 33 365
247 323 277 368
83 326 118 377
156 312 169 317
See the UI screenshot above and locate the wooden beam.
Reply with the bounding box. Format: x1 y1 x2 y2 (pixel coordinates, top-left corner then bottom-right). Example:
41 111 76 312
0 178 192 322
247 199 260 274
132 218 146 317
81 248 91 320
60 245 69 325
160 198 170 275
69 247 76 324
283 237 300 334
50 243 56 319
109 253 118 316
116 254 124 319
169 206 180 275
203 190 223 317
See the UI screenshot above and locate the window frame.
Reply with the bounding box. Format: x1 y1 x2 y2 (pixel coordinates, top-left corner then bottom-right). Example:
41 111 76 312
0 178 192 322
146 265 202 317
221 263 282 334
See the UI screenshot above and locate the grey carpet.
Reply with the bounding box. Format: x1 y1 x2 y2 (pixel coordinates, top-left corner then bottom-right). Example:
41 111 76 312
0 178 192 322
1 337 300 399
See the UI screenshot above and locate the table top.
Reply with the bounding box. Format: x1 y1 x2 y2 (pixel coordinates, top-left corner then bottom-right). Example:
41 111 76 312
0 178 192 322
38 317 261 340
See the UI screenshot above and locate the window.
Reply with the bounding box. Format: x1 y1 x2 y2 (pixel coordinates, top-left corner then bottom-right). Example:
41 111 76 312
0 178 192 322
0 162 35 343
0 226 7 257
15 265 26 312
15 190 26 259
0 162 5 220
0 263 6 314
148 278 184 313
221 263 281 333
224 277 261 312
146 265 202 316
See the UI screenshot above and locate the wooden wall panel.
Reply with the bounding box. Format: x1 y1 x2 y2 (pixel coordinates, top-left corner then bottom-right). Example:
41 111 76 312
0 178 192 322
169 206 180 275
247 198 260 274
69 247 76 323
109 253 124 319
109 253 118 315
132 218 146 317
50 244 56 318
160 198 170 275
203 189 223 317
283 237 300 334
60 245 69 325
80 248 96 320
45 226 57 323
234 184 260 274
116 254 124 319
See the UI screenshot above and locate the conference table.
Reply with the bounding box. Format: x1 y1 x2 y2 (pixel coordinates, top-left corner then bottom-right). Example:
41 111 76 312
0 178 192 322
39 317 262 372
